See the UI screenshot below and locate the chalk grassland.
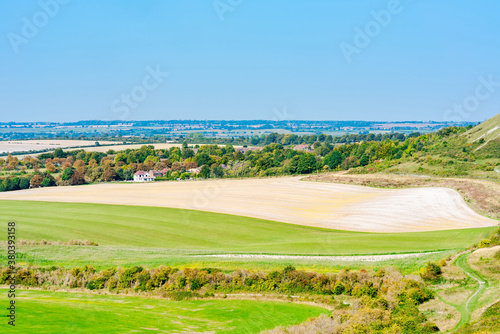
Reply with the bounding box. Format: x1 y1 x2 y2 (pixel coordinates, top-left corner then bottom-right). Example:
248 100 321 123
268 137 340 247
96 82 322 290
464 112 500 143
0 177 496 232
0 140 118 155
0 200 494 256
0 289 328 334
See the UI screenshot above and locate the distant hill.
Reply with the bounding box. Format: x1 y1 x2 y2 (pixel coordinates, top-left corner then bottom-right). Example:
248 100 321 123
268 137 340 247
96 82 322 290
464 113 500 151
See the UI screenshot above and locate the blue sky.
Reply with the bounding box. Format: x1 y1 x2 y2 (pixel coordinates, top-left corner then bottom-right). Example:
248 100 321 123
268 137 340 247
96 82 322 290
1 0 499 122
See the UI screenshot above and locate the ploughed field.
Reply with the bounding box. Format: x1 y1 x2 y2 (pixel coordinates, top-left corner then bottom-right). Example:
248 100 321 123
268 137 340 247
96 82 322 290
0 177 496 232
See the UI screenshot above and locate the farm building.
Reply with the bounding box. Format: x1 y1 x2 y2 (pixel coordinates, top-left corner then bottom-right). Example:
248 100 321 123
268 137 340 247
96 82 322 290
133 171 156 182
293 144 313 152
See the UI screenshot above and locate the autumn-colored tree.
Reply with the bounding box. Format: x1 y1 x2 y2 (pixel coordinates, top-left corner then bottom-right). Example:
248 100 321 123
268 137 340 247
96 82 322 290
74 159 85 168
101 157 114 167
30 175 43 188
46 164 57 173
88 159 98 168
61 162 73 170
102 168 117 182
7 156 19 168
73 159 86 175
185 161 198 169
172 161 184 172
70 171 85 185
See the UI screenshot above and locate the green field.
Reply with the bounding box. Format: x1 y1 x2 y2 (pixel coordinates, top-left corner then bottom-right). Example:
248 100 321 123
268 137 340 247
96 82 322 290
4 245 458 274
0 289 328 333
0 200 495 256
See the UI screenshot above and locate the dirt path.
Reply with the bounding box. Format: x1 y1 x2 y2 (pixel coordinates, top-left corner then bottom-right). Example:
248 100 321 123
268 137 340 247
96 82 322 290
450 253 488 330
198 252 441 262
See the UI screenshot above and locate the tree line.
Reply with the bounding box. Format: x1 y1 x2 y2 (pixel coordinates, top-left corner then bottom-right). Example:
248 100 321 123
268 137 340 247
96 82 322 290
0 125 476 192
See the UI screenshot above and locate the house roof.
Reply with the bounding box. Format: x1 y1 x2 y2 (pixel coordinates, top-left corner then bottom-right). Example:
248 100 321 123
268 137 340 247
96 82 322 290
134 171 147 176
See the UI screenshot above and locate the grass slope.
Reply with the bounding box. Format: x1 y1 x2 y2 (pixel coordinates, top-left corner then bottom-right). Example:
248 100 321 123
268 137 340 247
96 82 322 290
465 112 500 143
0 289 328 333
0 200 494 255
5 245 457 273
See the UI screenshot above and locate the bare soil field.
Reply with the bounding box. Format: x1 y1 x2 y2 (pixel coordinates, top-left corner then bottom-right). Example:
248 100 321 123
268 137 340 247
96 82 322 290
0 176 496 232
0 140 117 155
306 172 500 220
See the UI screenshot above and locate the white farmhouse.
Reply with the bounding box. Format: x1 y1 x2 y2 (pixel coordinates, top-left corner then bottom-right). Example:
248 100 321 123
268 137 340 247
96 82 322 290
134 171 155 182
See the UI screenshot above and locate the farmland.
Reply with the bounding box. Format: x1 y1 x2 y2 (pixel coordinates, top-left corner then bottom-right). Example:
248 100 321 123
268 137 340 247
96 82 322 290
0 200 494 257
0 116 499 333
0 177 496 232
0 289 328 333
0 140 117 155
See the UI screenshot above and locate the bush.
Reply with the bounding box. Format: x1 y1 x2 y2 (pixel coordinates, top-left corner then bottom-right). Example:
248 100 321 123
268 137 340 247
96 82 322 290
420 262 442 281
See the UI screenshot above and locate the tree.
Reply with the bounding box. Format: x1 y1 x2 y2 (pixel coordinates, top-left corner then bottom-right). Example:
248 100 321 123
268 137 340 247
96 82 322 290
324 151 344 169
212 166 224 178
225 144 235 154
41 177 55 187
115 153 127 164
185 161 197 169
420 262 442 281
194 152 212 166
61 167 75 181
70 171 85 185
296 153 319 174
360 154 369 166
102 168 117 182
171 161 184 172
30 175 43 188
199 165 211 178
19 177 31 190
340 156 358 170
53 148 66 158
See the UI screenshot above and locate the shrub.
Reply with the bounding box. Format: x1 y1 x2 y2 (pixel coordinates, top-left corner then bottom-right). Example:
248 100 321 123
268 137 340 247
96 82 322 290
420 262 442 281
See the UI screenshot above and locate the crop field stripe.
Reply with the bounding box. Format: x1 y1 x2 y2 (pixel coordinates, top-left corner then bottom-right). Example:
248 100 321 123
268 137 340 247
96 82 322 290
0 200 495 255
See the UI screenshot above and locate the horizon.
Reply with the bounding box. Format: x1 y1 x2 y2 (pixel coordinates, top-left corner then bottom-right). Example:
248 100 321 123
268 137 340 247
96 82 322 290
0 118 483 124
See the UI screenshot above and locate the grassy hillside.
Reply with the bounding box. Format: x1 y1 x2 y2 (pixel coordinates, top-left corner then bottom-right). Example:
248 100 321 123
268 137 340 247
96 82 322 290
455 300 500 333
0 289 327 334
464 112 500 143
346 113 500 179
0 200 494 256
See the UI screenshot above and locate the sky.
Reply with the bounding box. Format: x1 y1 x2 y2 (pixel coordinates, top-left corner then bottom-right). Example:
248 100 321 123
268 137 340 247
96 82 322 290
1 0 499 123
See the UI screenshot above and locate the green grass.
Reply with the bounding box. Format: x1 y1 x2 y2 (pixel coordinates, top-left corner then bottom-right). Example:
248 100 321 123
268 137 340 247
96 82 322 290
455 300 500 334
0 289 328 333
2 245 457 274
0 200 495 256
